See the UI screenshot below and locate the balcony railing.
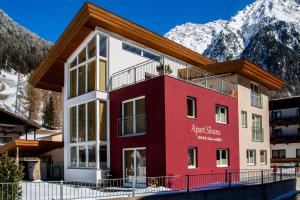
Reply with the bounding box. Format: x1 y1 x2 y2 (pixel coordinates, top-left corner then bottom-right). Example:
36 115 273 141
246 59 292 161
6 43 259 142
118 114 147 136
110 57 237 97
270 114 300 125
251 92 263 108
252 127 264 142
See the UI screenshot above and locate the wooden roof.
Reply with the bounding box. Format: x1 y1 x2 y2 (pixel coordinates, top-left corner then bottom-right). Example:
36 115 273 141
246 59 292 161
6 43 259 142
29 2 214 92
0 139 63 157
0 108 40 132
202 60 284 90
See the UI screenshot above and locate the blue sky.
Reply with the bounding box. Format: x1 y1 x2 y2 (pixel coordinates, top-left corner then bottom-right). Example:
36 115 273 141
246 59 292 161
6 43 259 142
0 0 255 42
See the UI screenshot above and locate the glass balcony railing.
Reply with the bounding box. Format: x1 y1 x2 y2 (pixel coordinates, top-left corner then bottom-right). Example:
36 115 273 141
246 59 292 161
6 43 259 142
252 127 264 142
251 92 263 108
118 114 147 136
110 57 238 97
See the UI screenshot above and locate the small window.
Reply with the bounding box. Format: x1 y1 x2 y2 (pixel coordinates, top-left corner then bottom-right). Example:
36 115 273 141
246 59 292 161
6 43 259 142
122 43 142 55
216 149 229 167
188 147 197 169
187 97 196 118
241 111 247 128
260 150 267 165
296 149 300 158
99 35 107 58
143 51 160 61
216 105 228 124
246 150 256 165
272 111 281 119
272 149 286 159
88 37 96 59
79 47 86 64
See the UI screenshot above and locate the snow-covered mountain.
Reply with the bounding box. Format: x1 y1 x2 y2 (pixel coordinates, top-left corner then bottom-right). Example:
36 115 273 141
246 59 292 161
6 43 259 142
0 9 62 127
165 0 300 97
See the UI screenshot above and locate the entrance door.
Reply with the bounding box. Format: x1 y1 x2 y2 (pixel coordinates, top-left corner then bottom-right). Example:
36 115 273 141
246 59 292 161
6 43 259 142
123 148 146 187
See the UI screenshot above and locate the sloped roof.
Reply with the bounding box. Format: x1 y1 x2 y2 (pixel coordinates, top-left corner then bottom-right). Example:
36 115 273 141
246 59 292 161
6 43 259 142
203 60 284 90
29 2 214 92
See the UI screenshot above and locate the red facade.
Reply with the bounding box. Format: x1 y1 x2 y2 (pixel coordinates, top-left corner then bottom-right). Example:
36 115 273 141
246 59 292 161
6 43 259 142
109 76 239 179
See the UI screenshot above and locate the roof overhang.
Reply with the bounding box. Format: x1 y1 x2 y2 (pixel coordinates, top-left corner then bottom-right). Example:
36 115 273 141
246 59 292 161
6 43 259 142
203 60 284 90
29 2 213 92
0 139 63 157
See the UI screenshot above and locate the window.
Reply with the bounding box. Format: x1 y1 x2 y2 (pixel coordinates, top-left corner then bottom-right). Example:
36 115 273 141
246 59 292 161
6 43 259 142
260 150 267 165
187 97 196 118
188 147 197 169
120 97 146 136
241 111 247 128
122 43 142 55
296 149 300 158
68 34 108 98
252 114 263 141
122 42 160 61
216 149 229 167
272 111 281 119
246 150 256 165
143 51 160 61
69 100 107 168
272 149 286 159
272 128 282 137
0 137 12 144
251 83 263 108
216 105 228 124
251 83 259 93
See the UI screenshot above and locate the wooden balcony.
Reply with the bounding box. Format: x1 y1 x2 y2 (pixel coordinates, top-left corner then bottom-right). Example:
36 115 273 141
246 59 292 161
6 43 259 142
270 135 300 144
271 158 300 163
270 115 300 126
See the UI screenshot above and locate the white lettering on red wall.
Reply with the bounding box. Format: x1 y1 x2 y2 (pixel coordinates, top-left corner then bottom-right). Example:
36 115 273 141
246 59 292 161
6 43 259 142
191 124 223 142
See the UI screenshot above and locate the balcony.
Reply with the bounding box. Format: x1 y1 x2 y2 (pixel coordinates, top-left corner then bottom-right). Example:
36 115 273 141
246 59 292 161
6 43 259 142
270 114 300 126
118 114 147 137
271 132 300 144
252 127 264 142
271 158 300 164
251 92 263 108
110 57 237 97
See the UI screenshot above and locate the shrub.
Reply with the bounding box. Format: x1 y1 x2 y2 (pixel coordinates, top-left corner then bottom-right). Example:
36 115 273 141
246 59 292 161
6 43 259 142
0 152 24 200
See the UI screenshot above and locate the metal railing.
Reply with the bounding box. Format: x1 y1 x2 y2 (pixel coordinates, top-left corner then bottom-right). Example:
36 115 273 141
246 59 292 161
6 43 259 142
110 57 238 97
252 127 264 142
251 92 263 108
0 169 296 200
117 114 147 136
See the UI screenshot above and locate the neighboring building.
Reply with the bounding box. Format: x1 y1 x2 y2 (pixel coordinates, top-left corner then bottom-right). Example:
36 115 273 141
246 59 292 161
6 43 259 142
203 60 283 170
0 108 64 180
269 96 300 166
29 3 284 183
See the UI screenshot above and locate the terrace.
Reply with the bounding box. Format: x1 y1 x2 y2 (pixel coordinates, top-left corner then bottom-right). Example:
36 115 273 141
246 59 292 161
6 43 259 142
110 57 237 97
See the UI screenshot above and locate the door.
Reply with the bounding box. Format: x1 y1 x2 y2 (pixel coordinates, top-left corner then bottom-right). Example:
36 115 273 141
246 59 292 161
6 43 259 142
123 148 146 187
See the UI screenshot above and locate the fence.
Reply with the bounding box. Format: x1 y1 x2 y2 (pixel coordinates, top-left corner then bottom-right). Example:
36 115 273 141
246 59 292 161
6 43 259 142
0 168 296 200
110 57 237 97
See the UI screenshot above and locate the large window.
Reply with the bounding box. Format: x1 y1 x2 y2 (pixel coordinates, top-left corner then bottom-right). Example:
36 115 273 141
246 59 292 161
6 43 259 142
69 100 107 168
188 147 197 169
216 105 228 124
120 97 146 136
241 111 247 128
68 34 108 98
260 150 267 165
272 149 286 159
216 149 229 167
252 114 263 141
187 97 196 118
246 150 256 165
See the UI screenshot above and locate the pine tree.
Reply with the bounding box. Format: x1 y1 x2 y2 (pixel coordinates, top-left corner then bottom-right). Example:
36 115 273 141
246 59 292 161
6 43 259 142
43 96 55 129
0 152 24 200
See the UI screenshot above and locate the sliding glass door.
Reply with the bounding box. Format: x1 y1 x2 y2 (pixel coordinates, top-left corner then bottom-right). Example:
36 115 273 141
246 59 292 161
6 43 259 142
123 148 146 186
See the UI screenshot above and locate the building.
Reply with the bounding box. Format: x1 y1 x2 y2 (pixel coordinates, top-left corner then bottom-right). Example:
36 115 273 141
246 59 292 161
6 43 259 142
270 96 300 166
0 108 64 180
203 61 283 170
29 3 283 183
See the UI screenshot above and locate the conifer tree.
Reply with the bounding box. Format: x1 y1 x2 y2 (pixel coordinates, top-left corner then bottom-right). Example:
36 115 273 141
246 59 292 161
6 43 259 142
43 96 55 128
